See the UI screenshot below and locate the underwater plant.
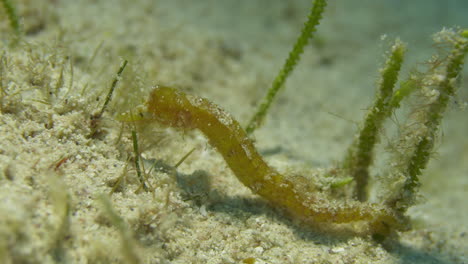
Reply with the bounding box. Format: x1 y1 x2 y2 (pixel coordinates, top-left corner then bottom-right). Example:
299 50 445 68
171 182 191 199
0 0 21 40
134 0 467 239
245 0 327 134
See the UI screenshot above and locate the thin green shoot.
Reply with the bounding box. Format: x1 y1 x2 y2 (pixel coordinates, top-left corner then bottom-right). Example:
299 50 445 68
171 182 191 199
132 129 148 191
245 0 327 134
344 40 406 201
174 147 196 169
98 59 128 118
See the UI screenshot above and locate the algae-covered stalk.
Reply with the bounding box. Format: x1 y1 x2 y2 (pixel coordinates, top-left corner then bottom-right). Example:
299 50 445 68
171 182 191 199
387 29 468 212
245 0 327 134
344 40 406 201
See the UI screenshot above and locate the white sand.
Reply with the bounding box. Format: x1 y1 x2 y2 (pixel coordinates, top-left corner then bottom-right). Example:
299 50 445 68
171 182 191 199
0 0 467 263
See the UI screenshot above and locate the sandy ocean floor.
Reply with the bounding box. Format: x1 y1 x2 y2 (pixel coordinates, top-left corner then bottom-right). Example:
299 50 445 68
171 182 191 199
0 0 467 263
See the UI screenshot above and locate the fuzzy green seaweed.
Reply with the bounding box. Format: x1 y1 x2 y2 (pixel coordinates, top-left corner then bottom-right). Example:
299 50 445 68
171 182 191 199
245 0 327 134
387 29 468 212
344 40 406 201
388 77 418 109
